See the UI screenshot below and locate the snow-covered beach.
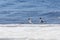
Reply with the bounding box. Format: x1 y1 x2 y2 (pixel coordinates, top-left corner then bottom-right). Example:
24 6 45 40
0 24 60 40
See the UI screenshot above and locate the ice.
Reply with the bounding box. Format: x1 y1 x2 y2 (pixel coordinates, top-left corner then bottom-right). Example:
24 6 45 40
0 24 59 40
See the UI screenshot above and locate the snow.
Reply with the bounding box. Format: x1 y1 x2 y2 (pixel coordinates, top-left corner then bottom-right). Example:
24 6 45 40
0 24 60 40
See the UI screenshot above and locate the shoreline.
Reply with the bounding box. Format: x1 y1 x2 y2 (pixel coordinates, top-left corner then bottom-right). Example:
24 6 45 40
0 24 59 27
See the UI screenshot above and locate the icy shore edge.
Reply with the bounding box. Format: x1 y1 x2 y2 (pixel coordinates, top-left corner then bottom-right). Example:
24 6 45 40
0 24 59 27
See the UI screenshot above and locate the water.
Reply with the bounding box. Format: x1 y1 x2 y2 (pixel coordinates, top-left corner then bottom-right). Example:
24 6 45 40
0 0 60 24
